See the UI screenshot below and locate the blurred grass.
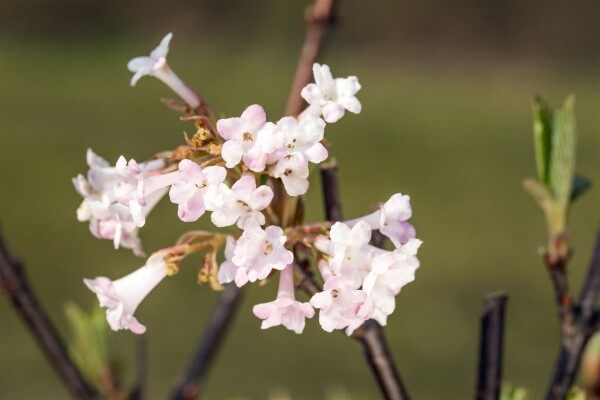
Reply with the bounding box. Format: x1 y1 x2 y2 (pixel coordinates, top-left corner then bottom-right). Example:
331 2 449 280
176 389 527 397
1 26 599 400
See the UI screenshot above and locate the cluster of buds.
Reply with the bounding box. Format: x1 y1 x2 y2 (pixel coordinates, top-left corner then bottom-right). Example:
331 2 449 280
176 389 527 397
77 33 421 335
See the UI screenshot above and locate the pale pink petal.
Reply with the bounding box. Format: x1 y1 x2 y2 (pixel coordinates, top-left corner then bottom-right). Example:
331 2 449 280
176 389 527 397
249 186 274 211
322 102 345 123
241 104 267 132
216 117 244 141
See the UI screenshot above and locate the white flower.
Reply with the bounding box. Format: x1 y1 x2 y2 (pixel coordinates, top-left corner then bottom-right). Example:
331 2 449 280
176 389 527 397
114 156 180 227
276 115 328 164
253 265 314 334
315 221 373 288
216 104 282 172
168 160 227 222
271 153 310 196
217 220 293 287
300 63 361 123
347 193 416 247
73 149 168 255
361 249 420 326
84 253 170 334
204 174 273 229
127 33 201 109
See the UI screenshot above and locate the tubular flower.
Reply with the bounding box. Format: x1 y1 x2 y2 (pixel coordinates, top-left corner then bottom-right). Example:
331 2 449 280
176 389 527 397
300 63 361 123
84 253 170 334
253 265 314 334
216 104 282 171
168 159 227 222
127 33 201 109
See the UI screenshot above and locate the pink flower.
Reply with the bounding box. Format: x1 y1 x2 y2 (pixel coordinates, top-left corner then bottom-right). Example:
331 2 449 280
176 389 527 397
217 220 293 287
204 174 273 229
127 33 201 109
300 63 361 123
84 253 169 334
310 261 371 334
73 149 167 255
216 105 282 171
347 193 416 247
168 160 227 222
253 265 314 334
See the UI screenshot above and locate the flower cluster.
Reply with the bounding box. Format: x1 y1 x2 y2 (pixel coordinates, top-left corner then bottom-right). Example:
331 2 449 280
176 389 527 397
78 33 421 336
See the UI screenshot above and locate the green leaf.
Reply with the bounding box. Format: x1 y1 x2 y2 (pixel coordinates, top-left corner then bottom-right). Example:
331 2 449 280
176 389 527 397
532 96 554 184
570 174 591 203
548 95 576 205
501 384 529 400
64 303 109 392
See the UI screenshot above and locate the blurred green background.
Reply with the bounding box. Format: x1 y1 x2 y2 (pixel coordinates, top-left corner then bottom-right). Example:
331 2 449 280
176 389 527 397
1 1 599 399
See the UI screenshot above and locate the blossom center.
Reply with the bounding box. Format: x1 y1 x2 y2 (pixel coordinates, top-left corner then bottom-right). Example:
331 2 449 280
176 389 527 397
263 241 273 255
242 132 253 141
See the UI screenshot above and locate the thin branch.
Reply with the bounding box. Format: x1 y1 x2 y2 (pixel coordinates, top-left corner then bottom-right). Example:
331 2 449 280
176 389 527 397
319 165 410 400
171 284 244 400
352 320 411 400
320 165 344 222
0 234 95 400
578 226 600 320
284 0 337 116
545 225 600 400
475 292 508 400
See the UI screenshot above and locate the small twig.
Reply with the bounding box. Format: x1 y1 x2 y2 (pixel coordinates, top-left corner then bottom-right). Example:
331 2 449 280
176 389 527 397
318 166 410 400
0 234 95 400
475 292 508 400
284 0 337 116
545 225 600 400
171 284 244 400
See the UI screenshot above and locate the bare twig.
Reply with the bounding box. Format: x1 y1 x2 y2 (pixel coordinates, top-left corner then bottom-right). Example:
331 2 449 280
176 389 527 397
545 225 600 400
284 0 337 116
318 165 410 400
171 284 244 400
0 234 95 400
476 292 508 400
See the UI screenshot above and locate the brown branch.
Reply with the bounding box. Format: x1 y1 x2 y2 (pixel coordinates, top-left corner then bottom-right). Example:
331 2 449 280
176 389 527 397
0 234 95 400
475 292 508 400
318 165 411 400
284 0 337 116
321 165 344 222
545 225 600 400
171 284 244 400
